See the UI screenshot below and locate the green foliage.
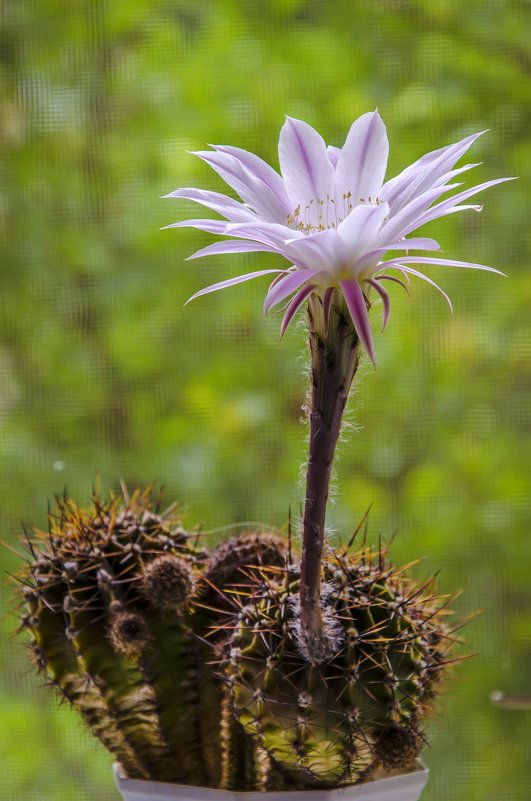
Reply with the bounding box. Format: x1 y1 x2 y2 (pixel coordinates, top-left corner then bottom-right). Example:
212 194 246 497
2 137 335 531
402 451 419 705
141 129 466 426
1 1 530 799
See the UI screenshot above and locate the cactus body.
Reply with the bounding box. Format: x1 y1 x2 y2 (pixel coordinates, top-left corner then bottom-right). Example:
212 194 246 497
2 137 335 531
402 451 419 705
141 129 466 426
17 490 455 791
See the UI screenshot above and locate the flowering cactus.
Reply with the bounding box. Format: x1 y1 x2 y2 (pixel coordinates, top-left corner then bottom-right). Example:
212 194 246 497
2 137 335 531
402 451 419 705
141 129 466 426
17 488 456 789
166 111 511 658
15 113 510 791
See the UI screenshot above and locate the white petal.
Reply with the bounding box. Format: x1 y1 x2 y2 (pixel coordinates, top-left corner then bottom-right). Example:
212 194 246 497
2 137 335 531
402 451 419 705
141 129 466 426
212 144 290 210
164 187 256 223
381 255 506 275
337 202 389 262
162 219 229 234
334 111 389 209
283 229 347 271
278 117 335 227
187 240 279 261
381 130 486 215
409 177 516 231
224 221 300 249
194 151 288 222
186 269 286 304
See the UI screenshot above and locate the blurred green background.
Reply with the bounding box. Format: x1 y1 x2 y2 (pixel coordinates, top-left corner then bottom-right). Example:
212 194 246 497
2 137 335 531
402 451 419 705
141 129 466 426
1 0 530 798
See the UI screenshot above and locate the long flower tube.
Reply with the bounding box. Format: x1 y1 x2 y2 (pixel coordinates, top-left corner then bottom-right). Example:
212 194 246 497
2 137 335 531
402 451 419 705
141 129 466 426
166 112 512 658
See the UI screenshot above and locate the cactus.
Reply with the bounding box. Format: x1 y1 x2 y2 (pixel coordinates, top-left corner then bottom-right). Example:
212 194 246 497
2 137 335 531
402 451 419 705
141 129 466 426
18 487 214 785
221 545 454 789
16 488 456 791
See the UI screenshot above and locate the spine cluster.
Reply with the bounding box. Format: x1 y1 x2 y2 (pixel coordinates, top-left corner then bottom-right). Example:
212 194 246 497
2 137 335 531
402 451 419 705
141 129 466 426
17 488 456 790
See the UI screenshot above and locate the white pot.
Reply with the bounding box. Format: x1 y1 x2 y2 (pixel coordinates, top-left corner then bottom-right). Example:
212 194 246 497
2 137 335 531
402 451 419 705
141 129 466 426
113 761 429 801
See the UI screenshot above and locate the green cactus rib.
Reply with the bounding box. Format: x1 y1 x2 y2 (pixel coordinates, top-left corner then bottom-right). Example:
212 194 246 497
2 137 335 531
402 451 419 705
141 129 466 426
142 614 211 785
69 600 177 781
220 693 259 791
24 586 144 779
224 547 454 787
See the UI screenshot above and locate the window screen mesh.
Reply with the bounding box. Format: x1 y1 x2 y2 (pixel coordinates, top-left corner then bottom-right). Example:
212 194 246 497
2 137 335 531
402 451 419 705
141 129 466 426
1 1 530 799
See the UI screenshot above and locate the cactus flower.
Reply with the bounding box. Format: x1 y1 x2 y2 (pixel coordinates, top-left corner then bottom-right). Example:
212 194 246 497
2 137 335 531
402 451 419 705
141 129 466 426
165 111 511 364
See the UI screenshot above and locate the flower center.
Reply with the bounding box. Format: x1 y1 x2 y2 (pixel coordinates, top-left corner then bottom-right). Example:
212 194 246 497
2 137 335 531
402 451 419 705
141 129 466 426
286 194 383 235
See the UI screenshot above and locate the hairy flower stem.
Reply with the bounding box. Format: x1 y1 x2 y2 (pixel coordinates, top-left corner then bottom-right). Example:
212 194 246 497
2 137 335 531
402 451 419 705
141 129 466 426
300 296 360 658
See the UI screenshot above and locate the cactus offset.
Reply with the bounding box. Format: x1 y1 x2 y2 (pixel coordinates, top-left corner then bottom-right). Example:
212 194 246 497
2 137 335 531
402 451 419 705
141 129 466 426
18 487 213 785
222 543 455 789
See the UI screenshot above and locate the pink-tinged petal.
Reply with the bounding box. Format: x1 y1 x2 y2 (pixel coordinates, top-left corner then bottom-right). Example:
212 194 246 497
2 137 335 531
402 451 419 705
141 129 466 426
339 279 376 366
187 240 280 261
224 221 301 249
382 255 506 275
185 269 286 304
264 268 319 312
381 131 486 215
409 177 516 231
163 187 255 223
432 162 481 187
355 236 441 273
212 144 289 210
374 182 462 244
375 274 410 295
283 229 347 271
280 283 316 337
386 265 453 313
278 117 335 222
366 278 390 331
322 286 335 336
327 145 341 168
162 219 229 234
335 111 389 208
194 150 288 222
337 203 389 260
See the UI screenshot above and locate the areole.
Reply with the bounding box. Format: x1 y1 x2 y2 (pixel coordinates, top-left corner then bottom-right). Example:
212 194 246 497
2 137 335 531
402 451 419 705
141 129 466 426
113 760 429 801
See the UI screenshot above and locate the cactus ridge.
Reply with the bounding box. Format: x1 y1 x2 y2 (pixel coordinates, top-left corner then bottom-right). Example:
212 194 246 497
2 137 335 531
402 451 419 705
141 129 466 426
17 489 458 791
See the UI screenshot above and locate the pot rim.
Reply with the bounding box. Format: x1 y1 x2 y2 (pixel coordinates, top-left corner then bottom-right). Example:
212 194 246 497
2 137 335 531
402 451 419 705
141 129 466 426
113 759 429 800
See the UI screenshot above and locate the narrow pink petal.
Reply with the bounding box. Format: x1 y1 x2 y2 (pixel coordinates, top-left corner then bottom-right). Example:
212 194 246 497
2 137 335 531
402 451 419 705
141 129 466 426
432 162 481 187
162 219 229 234
367 278 390 331
194 150 288 222
187 240 280 261
355 236 441 273
339 280 376 366
381 131 486 214
387 265 453 313
224 221 301 248
375 183 462 244
409 177 516 232
376 274 410 295
185 269 286 304
264 268 319 312
280 283 316 337
381 255 506 275
212 144 289 210
335 111 389 208
322 286 335 336
278 117 335 222
163 187 255 223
